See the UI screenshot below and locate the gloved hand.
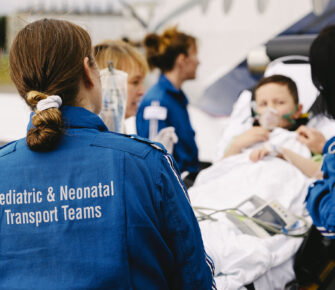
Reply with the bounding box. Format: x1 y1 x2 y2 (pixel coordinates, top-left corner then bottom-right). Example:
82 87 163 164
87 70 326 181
154 127 178 154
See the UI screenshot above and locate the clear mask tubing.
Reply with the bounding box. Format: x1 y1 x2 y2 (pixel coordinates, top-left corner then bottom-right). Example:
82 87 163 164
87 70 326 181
281 105 298 125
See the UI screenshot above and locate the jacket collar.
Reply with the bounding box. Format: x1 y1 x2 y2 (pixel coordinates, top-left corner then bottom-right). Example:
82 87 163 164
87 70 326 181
27 106 108 132
158 74 188 106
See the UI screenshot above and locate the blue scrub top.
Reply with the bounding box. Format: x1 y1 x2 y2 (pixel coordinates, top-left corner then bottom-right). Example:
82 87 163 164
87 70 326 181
0 106 215 289
136 74 199 174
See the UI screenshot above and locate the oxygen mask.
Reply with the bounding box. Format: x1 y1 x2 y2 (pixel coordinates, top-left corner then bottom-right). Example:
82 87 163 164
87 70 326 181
258 107 280 130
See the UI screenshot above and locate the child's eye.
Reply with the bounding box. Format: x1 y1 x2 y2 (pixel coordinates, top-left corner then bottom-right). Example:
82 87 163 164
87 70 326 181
129 78 141 86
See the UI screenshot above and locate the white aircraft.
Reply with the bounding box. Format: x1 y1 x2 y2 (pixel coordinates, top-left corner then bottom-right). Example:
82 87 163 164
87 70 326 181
120 0 329 104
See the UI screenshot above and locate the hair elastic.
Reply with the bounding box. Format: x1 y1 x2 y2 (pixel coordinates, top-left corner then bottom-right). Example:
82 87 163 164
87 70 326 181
36 95 62 111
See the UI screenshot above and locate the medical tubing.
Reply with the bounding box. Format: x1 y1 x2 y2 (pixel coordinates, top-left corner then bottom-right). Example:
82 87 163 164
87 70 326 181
193 206 245 221
192 206 310 237
194 208 218 221
281 104 298 124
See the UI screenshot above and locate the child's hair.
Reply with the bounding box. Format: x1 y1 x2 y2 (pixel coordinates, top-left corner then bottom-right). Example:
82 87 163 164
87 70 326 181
9 18 94 152
254 74 299 104
143 27 196 72
94 40 148 77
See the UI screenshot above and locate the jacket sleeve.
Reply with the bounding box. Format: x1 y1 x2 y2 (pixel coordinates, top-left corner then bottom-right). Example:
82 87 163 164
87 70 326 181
156 152 216 289
323 137 335 155
306 153 335 238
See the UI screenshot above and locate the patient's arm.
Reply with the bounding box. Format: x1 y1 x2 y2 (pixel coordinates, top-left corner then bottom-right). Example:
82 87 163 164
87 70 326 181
223 127 269 158
280 147 323 179
249 146 322 178
250 147 270 162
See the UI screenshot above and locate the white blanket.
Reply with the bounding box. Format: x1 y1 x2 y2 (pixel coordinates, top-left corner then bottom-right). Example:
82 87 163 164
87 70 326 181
189 129 313 289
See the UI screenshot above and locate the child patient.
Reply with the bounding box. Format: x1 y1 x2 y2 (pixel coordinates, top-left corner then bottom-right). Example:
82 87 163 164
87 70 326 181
223 74 308 161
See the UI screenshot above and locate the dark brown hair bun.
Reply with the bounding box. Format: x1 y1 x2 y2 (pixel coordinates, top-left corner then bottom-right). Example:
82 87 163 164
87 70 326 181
144 33 160 50
143 27 196 72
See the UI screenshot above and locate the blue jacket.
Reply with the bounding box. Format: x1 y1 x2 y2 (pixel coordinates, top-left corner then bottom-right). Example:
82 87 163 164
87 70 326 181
0 106 215 289
306 152 335 238
306 136 335 238
136 75 199 174
323 136 335 155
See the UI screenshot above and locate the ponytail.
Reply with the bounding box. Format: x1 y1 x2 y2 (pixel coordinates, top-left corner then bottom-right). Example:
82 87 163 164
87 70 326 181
26 91 64 152
9 19 93 152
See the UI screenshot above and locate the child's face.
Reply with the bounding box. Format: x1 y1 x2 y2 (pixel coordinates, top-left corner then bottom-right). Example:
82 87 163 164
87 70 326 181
126 67 145 119
255 83 298 129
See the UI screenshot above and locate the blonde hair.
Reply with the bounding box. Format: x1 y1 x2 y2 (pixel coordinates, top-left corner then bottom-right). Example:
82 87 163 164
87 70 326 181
94 40 148 77
143 27 196 72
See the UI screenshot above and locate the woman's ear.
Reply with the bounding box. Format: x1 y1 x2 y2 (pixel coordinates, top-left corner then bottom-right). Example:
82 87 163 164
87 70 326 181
175 53 186 68
292 104 303 119
82 57 94 88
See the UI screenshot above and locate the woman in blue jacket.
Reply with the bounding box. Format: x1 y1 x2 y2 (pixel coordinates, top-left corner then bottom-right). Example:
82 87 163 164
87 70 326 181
1 19 216 289
305 25 335 238
136 27 200 177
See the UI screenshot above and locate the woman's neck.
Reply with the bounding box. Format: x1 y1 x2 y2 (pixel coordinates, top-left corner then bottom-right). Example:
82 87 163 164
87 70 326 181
74 78 101 115
164 71 183 90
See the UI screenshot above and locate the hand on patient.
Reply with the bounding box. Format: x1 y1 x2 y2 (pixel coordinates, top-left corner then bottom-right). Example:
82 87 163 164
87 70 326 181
235 127 269 148
224 127 269 158
250 144 283 162
249 147 270 162
297 126 326 154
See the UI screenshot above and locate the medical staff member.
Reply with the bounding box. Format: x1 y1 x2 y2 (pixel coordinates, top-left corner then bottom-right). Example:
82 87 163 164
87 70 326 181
94 40 178 151
136 27 200 177
94 39 147 121
305 25 335 238
1 19 216 289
